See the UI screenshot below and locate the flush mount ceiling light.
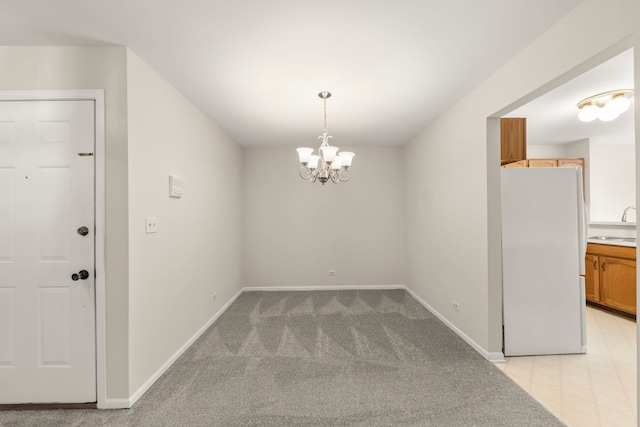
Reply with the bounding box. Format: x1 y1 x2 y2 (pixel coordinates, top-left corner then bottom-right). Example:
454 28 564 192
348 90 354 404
577 89 634 122
296 92 354 185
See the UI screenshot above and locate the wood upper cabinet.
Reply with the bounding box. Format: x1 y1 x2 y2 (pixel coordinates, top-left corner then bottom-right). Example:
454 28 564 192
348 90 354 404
502 159 528 168
586 243 636 317
528 158 585 169
584 253 600 302
528 159 558 167
600 256 637 315
557 158 584 168
500 118 526 164
501 157 583 171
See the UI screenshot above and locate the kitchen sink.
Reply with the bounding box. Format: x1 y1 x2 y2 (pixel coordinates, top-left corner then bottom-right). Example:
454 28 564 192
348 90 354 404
589 236 636 242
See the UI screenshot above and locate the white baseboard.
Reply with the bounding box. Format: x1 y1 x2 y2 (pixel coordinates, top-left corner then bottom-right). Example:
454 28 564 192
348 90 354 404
487 352 506 363
125 288 244 409
242 284 406 292
102 398 130 409
402 287 505 363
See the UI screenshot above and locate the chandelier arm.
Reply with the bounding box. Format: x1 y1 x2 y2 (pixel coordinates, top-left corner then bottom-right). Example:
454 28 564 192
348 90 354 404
319 132 332 147
319 157 327 170
338 169 351 182
299 166 312 180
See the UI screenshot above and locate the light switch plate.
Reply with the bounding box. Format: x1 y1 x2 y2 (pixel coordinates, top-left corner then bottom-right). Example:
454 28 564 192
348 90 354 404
169 175 183 198
145 217 158 233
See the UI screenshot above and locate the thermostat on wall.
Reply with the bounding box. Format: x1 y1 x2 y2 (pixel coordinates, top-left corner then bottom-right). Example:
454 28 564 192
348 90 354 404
169 174 183 198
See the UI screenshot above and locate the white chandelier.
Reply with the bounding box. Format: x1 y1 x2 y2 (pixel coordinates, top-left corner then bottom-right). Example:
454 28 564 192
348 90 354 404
296 91 354 185
577 89 634 122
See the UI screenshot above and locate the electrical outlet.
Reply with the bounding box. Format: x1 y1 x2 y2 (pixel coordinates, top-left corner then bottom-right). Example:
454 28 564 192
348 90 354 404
452 301 460 312
328 270 336 276
145 217 158 234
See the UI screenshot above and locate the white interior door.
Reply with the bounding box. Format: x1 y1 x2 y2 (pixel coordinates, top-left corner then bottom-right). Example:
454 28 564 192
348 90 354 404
0 100 96 404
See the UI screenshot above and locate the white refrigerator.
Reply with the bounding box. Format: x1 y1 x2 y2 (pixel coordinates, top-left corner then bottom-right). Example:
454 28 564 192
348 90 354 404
501 167 587 356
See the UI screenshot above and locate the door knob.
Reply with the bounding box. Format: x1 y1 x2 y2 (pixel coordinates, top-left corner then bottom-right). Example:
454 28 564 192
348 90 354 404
71 270 90 281
77 226 89 236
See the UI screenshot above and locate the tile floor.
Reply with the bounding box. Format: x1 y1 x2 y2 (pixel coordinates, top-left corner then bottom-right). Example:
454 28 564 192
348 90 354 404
496 306 637 427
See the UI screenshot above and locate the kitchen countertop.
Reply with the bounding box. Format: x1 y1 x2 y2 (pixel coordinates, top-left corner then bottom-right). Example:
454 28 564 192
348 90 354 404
587 238 636 248
589 221 636 227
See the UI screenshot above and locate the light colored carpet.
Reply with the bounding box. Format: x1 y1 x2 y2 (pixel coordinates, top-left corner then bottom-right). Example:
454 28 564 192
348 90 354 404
0 289 565 426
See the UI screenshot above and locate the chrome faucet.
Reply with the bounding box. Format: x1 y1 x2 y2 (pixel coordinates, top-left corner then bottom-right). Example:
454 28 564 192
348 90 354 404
621 206 636 222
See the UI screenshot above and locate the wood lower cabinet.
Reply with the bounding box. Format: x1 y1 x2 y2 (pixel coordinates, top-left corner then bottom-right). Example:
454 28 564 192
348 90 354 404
585 243 636 317
584 253 600 302
600 256 636 315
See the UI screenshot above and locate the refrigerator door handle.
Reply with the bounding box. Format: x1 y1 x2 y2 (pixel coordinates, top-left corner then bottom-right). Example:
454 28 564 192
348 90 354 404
579 276 587 353
577 168 586 275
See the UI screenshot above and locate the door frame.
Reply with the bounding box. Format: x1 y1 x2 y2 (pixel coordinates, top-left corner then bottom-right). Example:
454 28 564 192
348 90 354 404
0 90 107 408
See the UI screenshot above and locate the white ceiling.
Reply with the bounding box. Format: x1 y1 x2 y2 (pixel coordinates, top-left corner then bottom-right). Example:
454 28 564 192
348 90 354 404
0 0 584 147
506 48 635 146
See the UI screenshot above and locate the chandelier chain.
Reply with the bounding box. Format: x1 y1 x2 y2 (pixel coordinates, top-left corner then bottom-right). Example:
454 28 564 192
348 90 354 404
323 96 328 132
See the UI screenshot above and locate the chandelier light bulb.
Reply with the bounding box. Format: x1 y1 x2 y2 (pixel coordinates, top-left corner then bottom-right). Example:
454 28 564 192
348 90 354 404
577 89 634 123
598 102 620 122
607 95 631 116
296 147 313 165
578 103 599 122
339 151 355 168
296 91 355 185
320 145 339 164
308 155 320 170
331 157 342 170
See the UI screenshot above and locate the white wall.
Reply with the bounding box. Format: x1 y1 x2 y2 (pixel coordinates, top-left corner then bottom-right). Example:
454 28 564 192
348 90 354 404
590 142 636 222
0 46 244 403
526 144 567 158
243 146 404 287
405 0 639 358
126 50 242 394
0 46 130 399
